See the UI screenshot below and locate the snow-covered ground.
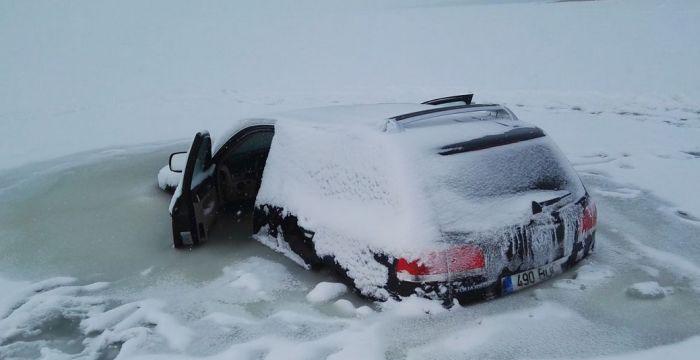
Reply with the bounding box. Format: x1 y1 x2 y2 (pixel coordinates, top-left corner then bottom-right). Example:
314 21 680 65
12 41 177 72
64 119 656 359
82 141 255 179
1 0 700 359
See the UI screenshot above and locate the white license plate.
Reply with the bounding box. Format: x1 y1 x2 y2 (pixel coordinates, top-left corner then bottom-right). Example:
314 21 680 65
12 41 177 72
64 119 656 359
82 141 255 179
502 258 566 294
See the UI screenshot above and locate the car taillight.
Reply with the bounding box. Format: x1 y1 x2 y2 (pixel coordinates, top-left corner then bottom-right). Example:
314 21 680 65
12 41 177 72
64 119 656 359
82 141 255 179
448 244 486 274
395 244 485 283
580 200 597 235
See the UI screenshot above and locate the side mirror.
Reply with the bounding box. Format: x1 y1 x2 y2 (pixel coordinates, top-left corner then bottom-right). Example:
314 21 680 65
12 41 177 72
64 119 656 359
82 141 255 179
169 152 188 173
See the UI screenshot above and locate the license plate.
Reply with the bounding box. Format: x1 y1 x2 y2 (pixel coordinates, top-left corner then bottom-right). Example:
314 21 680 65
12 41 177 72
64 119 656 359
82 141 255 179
502 258 566 294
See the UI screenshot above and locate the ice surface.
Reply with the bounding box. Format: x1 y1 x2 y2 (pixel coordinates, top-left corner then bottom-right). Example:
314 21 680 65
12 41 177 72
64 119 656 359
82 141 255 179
2 0 700 358
552 263 614 291
557 336 700 360
3 0 699 172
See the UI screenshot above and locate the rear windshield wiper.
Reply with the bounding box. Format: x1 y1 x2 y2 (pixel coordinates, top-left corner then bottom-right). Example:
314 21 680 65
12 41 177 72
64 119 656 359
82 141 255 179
532 192 572 214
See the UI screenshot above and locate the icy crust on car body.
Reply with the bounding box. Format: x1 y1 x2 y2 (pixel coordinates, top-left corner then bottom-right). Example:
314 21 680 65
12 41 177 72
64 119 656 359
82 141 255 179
471 202 585 291
252 225 310 270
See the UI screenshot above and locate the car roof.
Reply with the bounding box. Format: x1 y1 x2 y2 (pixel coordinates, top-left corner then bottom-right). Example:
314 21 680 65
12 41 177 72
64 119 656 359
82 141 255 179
213 103 431 153
213 102 533 154
270 103 529 130
270 103 435 126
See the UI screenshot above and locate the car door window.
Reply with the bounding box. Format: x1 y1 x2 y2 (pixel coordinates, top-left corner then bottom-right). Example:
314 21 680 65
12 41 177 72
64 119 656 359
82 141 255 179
190 136 213 190
216 127 275 210
228 131 274 159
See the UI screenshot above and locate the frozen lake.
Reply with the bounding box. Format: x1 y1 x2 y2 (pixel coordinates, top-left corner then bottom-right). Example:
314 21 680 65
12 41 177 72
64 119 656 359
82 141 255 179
1 142 699 360
1 0 699 357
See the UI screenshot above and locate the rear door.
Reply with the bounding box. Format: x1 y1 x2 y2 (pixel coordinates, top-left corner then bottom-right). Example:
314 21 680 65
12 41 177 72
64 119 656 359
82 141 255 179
171 132 218 248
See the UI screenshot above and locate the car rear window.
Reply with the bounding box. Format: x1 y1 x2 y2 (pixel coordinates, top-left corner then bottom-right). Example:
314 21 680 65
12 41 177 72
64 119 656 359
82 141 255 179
439 136 583 198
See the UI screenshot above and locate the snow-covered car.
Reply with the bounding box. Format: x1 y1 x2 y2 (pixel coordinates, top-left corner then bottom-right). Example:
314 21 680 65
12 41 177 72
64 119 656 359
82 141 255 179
159 94 597 304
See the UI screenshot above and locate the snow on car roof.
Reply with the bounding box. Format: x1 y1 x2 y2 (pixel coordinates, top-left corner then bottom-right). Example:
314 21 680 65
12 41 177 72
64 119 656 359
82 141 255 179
213 103 430 154
270 103 434 126
213 103 526 154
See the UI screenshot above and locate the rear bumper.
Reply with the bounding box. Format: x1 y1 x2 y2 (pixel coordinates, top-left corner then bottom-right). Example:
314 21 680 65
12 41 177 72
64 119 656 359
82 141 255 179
388 232 596 306
389 275 497 305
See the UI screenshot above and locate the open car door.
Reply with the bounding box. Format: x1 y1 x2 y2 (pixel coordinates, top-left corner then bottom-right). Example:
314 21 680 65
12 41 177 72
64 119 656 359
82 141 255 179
170 131 218 248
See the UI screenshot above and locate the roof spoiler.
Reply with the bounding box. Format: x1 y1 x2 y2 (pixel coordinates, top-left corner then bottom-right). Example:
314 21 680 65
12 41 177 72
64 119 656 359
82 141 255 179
422 94 473 106
391 104 502 122
438 127 545 156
